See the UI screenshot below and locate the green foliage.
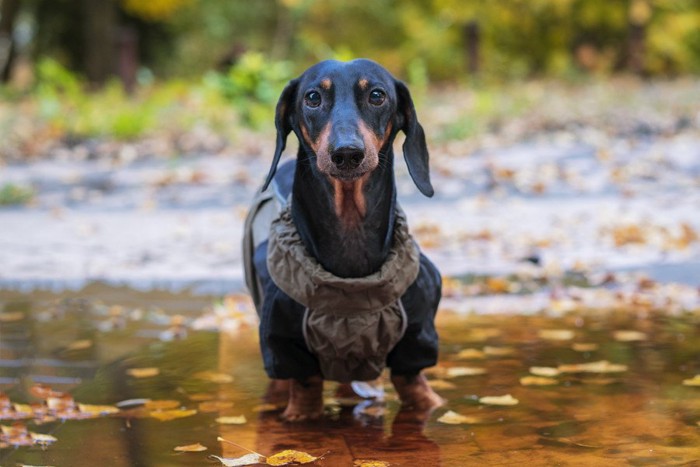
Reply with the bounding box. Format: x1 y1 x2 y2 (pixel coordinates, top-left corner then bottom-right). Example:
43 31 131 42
0 183 34 206
203 52 294 127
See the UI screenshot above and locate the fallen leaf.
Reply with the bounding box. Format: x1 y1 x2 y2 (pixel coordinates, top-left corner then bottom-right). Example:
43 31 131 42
446 367 487 377
266 449 319 466
558 360 628 374
483 346 515 357
613 330 647 342
454 348 486 359
174 442 208 452
77 403 120 416
210 453 264 466
354 460 390 467
126 367 160 378
65 339 93 351
538 329 574 341
479 394 519 406
520 376 558 386
427 379 457 390
116 398 151 408
529 366 561 377
193 371 234 384
149 409 197 421
30 432 58 445
682 375 700 387
252 403 280 412
437 410 479 424
215 415 247 425
571 343 599 352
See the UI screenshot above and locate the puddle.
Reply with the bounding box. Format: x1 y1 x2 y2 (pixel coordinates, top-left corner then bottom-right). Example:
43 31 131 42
2 284 700 465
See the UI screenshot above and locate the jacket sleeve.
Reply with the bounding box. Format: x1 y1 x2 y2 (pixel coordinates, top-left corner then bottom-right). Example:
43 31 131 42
387 253 442 376
255 241 321 380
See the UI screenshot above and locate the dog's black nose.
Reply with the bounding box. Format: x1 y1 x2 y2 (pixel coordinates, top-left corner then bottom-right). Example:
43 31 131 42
330 147 365 170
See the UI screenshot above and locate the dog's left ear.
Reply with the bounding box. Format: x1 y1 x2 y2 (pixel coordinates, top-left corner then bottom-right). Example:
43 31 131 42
395 80 433 197
262 78 299 191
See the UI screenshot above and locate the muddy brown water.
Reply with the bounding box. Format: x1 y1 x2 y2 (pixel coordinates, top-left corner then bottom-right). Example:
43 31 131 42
2 284 700 466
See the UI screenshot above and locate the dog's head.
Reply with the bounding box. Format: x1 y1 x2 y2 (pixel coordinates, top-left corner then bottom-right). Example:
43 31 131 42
262 59 433 197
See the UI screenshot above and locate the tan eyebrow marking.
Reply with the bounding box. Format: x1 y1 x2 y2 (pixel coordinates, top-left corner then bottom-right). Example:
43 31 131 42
320 78 332 90
358 78 368 90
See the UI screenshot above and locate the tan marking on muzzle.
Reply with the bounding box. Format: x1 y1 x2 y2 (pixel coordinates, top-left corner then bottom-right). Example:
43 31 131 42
302 122 333 173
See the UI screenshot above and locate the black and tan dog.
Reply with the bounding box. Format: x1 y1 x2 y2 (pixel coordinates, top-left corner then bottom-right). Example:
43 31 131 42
243 59 443 420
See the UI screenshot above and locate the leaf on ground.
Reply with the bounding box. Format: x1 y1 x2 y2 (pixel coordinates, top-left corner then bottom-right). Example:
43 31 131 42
266 449 319 466
77 403 120 416
126 367 160 378
682 375 700 386
65 339 93 351
30 432 58 445
210 453 264 466
571 343 599 352
454 348 486 359
174 442 208 452
437 410 479 424
479 394 519 406
520 376 558 386
446 366 487 378
538 329 574 341
116 398 151 408
215 415 247 425
149 409 197 421
193 371 234 384
558 360 627 374
354 460 390 467
483 346 515 357
529 366 561 377
613 330 647 342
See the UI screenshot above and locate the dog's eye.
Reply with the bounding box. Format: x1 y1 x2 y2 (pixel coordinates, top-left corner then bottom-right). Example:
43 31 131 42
368 89 386 106
304 91 322 108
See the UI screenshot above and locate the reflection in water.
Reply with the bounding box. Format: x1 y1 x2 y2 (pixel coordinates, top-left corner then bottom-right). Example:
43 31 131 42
1 284 700 466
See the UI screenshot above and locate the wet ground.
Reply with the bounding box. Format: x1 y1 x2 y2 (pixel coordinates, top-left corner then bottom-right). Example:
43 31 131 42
2 283 700 466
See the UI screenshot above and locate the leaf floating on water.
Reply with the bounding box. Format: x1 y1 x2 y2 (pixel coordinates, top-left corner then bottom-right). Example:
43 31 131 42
116 398 151 408
30 432 58 445
427 379 457 390
571 343 599 352
354 460 390 467
266 449 319 466
193 371 234 384
252 403 281 413
215 415 247 425
483 346 515 357
682 375 700 387
126 367 160 378
520 376 558 386
210 453 265 466
479 394 519 406
446 367 487 378
174 442 208 452
613 330 647 342
454 348 486 360
529 366 561 377
149 409 197 421
538 329 574 341
144 400 181 410
558 360 628 374
437 410 479 424
77 403 120 416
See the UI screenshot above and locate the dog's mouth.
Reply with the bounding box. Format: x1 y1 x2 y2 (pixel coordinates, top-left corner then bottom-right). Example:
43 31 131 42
327 168 369 182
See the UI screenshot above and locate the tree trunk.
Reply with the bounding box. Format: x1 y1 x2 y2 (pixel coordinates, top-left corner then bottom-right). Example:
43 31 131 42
82 0 117 87
0 0 21 83
462 21 480 75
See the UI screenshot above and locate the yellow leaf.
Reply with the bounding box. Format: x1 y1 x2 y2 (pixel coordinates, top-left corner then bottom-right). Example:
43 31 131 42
572 343 598 352
144 400 181 410
77 403 120 416
149 409 197 421
529 366 561 377
446 366 487 378
30 432 58 445
66 339 93 351
427 379 457 390
520 376 558 386
613 330 646 342
682 375 700 387
215 415 247 425
266 450 318 466
558 360 628 374
483 346 515 357
437 410 479 424
126 367 160 378
211 453 265 466
479 394 519 406
454 348 486 359
538 329 574 341
354 460 391 467
174 442 208 452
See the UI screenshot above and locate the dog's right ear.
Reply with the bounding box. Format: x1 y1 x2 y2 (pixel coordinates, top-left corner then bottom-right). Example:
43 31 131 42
262 78 299 191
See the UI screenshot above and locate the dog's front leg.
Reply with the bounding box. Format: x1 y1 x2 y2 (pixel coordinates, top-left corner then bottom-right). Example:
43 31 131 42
391 373 445 413
282 375 324 421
